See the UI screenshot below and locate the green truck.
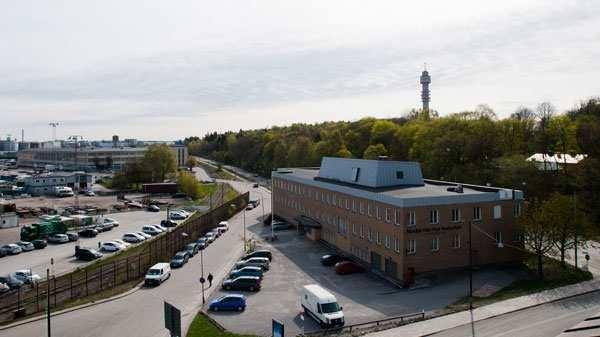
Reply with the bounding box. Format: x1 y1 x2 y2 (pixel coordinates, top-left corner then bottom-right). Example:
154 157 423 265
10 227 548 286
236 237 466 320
20 219 68 242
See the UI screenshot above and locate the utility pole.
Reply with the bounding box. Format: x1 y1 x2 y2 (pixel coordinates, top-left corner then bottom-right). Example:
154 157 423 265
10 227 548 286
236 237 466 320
469 220 475 337
574 191 578 269
47 268 51 337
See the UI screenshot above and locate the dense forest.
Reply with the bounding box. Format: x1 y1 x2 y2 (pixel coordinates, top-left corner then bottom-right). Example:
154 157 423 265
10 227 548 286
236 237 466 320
185 98 600 227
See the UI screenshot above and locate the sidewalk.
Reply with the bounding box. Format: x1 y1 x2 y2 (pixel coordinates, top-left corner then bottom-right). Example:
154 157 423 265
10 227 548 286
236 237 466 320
366 278 600 337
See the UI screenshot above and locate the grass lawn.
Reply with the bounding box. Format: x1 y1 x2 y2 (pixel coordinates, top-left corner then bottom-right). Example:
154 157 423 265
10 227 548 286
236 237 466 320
447 255 593 311
186 312 261 337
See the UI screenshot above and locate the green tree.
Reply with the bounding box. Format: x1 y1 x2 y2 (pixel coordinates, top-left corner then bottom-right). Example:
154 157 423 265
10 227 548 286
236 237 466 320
178 171 200 199
143 144 177 182
363 144 388 159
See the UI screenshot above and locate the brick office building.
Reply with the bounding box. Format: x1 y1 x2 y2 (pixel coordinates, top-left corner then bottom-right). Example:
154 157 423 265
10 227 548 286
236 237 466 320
272 157 524 283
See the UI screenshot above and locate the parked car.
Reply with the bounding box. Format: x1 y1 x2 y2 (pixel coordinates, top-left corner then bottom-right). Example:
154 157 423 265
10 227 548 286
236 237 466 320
252 183 259 188
136 231 152 239
160 219 177 228
216 221 229 233
66 232 79 242
145 263 170 286
155 224 168 232
204 232 216 243
209 294 247 311
101 217 119 227
229 266 264 280
15 241 35 252
222 276 261 292
0 282 9 293
234 257 270 271
47 233 70 243
196 238 208 249
75 246 103 261
78 228 99 238
170 251 190 268
95 222 114 232
100 242 122 252
122 233 145 243
210 228 221 238
12 270 41 284
185 243 199 256
272 221 293 231
0 244 22 255
142 225 162 236
334 261 364 275
147 205 160 212
320 254 347 267
113 239 130 248
245 204 254 210
84 190 95 196
0 275 23 289
32 239 47 249
169 212 186 220
242 249 272 262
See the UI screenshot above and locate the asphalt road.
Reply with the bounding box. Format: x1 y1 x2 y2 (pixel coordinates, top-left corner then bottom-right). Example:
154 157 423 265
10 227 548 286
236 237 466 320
0 181 269 337
430 291 600 337
0 211 172 278
192 166 213 183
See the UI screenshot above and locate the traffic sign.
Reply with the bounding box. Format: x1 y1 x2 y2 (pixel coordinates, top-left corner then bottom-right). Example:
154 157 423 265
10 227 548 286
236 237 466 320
164 301 181 337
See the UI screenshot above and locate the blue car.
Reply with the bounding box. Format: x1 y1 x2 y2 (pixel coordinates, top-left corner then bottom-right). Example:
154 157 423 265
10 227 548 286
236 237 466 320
209 294 246 312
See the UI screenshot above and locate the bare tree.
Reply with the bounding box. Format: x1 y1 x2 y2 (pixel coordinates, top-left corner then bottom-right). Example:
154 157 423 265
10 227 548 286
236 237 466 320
511 106 535 120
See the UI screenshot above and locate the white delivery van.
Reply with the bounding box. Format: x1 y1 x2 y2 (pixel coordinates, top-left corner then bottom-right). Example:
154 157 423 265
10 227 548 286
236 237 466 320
145 263 171 286
301 284 345 328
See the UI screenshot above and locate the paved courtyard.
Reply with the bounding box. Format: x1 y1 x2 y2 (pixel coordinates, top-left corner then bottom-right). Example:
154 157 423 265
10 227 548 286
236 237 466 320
208 224 524 337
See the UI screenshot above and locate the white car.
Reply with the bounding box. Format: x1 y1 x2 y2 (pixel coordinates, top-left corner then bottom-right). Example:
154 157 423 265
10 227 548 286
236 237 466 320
217 221 229 233
47 234 70 243
103 217 119 227
155 224 168 232
142 225 162 236
13 270 41 284
204 232 216 243
100 242 122 252
136 231 152 239
122 233 145 243
246 204 254 210
178 210 191 217
113 239 130 248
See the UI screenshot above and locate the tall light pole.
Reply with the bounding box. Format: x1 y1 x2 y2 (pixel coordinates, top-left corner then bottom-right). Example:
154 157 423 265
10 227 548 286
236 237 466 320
469 220 475 337
200 247 205 305
46 268 51 337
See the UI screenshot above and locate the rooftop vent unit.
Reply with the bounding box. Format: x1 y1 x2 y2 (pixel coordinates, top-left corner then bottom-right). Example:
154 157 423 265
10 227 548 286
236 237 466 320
447 184 464 193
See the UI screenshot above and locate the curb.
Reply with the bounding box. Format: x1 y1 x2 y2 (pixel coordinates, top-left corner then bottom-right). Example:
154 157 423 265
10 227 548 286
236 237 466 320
0 281 144 331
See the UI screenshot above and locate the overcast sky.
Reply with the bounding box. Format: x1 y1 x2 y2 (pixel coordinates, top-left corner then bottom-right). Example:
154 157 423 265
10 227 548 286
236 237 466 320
1 0 599 141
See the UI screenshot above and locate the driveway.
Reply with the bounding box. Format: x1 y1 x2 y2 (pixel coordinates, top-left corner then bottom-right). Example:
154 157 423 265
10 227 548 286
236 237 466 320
208 226 524 337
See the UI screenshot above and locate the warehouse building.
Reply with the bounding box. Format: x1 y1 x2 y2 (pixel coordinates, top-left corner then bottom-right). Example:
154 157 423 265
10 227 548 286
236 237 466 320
272 157 524 283
21 172 93 196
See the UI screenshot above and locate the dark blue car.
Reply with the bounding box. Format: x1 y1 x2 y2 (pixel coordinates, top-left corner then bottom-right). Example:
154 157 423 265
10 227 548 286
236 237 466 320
209 294 246 312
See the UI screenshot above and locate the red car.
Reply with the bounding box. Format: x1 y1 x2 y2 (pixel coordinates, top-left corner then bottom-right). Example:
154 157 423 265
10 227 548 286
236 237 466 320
334 261 364 275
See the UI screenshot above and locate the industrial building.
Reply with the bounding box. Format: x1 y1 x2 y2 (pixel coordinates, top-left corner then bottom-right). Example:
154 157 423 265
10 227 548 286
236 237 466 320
0 201 18 228
272 157 523 283
21 172 93 196
17 144 188 171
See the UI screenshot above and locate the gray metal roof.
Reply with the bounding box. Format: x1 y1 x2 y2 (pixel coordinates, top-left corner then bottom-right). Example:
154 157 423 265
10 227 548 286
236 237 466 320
317 157 424 188
273 166 523 208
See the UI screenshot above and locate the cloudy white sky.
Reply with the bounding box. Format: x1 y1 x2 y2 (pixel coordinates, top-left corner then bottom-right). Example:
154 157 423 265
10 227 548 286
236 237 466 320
1 0 599 141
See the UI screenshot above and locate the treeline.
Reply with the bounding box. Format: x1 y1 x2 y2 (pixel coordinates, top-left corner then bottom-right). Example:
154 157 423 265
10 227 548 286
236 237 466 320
185 98 600 226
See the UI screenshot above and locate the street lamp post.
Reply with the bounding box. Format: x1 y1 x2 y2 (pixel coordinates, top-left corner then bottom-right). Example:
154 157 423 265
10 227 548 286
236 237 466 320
47 268 51 337
469 221 475 337
200 248 205 305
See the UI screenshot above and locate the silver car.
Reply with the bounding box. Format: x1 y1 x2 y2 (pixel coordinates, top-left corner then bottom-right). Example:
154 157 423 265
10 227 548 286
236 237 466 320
16 241 35 252
0 244 22 255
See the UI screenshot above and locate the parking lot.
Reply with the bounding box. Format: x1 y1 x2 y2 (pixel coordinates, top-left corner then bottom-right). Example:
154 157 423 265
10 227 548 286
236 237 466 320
0 210 178 278
208 224 524 337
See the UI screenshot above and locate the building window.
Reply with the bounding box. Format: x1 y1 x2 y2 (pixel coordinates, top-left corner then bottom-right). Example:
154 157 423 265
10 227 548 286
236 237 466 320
384 235 391 249
332 194 336 205
367 228 373 242
359 202 365 214
396 170 404 179
473 207 482 221
429 209 439 224
408 211 416 227
376 231 382 245
493 205 502 219
367 204 372 217
495 231 503 245
376 206 381 220
352 167 361 182
514 202 522 217
360 224 365 239
352 223 357 236
451 208 461 223
431 237 440 251
394 237 400 253
352 199 357 212
345 199 350 210
407 239 416 254
394 209 401 226
453 234 461 248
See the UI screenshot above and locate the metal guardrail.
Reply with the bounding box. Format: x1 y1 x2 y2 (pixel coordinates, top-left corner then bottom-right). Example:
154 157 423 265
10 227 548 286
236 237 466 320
297 311 426 337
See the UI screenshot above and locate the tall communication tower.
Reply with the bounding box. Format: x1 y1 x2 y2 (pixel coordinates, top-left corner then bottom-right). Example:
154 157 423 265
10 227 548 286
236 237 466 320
49 122 59 141
420 64 431 111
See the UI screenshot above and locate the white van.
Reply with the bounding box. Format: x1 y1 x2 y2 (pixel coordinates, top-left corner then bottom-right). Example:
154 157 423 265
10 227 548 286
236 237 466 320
145 263 171 286
301 284 345 328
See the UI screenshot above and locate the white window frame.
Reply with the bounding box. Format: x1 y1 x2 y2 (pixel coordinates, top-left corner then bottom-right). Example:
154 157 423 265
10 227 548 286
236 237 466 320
451 208 461 223
360 224 365 239
394 237 400 253
493 205 502 219
407 239 416 254
384 235 391 249
376 206 381 220
359 202 365 214
408 211 416 227
367 203 372 217
394 209 401 226
453 234 461 248
431 236 440 251
376 231 382 245
495 231 503 244
473 207 482 221
429 209 439 224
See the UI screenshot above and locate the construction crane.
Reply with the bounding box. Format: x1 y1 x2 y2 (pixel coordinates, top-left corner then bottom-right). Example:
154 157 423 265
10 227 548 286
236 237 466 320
49 122 59 141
